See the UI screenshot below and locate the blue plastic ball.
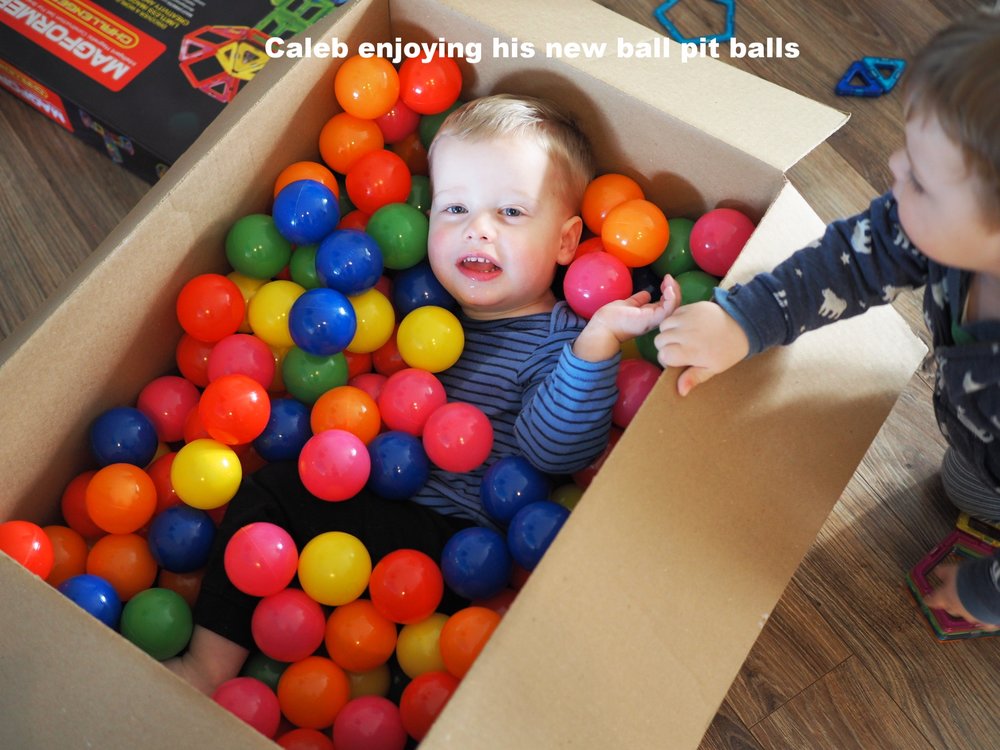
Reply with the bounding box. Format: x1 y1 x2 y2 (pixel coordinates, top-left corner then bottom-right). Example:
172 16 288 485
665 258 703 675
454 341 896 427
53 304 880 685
89 406 159 467
146 505 216 573
366 430 430 500
391 261 458 317
480 455 551 525
58 574 122 628
315 229 384 296
288 287 357 356
506 500 570 571
441 526 513 601
273 179 340 245
253 397 312 461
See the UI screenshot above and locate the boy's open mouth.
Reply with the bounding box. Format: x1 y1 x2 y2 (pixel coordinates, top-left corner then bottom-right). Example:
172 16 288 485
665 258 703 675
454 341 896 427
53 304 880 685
459 255 502 277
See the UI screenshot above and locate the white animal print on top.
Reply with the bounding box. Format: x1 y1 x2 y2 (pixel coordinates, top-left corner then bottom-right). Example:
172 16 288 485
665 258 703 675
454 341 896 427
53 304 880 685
819 288 847 320
851 219 872 254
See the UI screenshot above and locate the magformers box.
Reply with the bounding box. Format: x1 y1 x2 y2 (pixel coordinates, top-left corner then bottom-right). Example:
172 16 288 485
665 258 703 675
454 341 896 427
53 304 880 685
0 0 347 181
0 0 927 748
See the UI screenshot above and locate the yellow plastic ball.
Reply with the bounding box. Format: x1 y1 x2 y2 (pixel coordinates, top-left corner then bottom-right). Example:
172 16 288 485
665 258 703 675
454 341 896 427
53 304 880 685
298 531 372 606
395 613 448 678
227 271 268 333
346 663 392 698
396 306 464 373
247 280 306 349
170 438 242 510
347 289 396 354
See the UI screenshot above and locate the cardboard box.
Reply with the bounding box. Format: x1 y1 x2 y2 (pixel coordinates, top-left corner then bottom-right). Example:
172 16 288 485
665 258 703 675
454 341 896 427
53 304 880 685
0 0 346 181
0 0 926 747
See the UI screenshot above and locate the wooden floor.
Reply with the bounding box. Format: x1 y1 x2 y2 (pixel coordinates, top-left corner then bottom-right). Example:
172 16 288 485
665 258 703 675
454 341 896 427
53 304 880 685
1 0 997 747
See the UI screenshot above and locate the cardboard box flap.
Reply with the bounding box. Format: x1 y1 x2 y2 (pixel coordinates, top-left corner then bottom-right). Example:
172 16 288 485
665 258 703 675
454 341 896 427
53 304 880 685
391 0 848 172
422 184 925 749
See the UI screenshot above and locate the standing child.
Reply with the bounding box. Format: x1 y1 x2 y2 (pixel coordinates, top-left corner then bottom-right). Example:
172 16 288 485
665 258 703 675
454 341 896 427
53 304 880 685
167 94 676 694
654 15 1000 630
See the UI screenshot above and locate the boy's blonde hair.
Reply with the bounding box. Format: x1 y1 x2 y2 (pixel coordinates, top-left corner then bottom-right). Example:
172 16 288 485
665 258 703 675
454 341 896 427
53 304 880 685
904 10 1000 224
427 94 595 213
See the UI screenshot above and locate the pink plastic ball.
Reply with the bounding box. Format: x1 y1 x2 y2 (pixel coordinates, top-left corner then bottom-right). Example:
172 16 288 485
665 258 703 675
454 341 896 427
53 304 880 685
252 588 327 662
298 429 372 501
349 372 388 402
136 375 201 443
207 333 276 389
224 522 299 597
689 208 755 277
377 368 447 436
422 403 494 473
333 696 407 750
612 358 661 428
562 251 633 320
212 677 281 738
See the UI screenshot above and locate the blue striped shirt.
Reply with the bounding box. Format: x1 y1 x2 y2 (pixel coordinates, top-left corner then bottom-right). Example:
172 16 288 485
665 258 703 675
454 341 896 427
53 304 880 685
410 301 621 527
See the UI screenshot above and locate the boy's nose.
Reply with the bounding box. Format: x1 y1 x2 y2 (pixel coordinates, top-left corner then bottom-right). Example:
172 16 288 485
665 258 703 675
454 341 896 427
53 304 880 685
465 212 495 241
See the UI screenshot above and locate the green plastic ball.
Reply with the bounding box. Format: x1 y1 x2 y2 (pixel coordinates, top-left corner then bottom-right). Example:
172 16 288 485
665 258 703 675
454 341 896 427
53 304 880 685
651 217 696 277
676 270 719 305
240 652 289 692
635 328 660 365
281 348 349 404
289 245 322 290
119 588 193 661
225 214 293 279
418 102 462 148
407 175 432 214
366 203 429 270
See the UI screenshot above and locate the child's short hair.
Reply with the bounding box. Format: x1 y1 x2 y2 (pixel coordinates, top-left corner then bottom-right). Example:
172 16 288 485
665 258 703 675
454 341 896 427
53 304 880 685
904 10 1000 224
428 94 595 213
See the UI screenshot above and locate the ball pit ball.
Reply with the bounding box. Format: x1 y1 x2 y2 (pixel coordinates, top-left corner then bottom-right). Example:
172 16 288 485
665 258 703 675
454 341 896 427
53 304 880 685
346 149 412 216
198 373 271 446
562 250 633 320
58 573 122 628
86 532 158 600
176 273 246 343
157 568 204 609
651 217 697 277
689 207 755 277
601 198 671 268
334 55 401 120
377 367 447 436
551 483 584 512
347 288 396 354
372 331 407 377
225 214 294 280
175 333 214 388
146 505 216 573
440 525 513 602
366 430 431 501
319 112 385 175
333 695 407 750
398 54 463 115
89 406 159 468
399 670 459 741
297 530 372 606
43 525 88 587
282 348 350 405
247 280 307 349
276 727 336 750
119 587 193 661
253 398 313 462
60 469 104 539
171 438 243 510
298 429 372 502
369 548 444 625
507 500 571 571
207 333 277 390
407 173 432 213
289 245 323 290
391 261 457 317
346 663 392 701
311 385 381 445
273 179 341 246
288 287 358 356
480 455 551 525
325 598 398 673
277 655 351 731
392 130 429 176
224 522 299 597
273 160 339 199
612 357 662 428
365 202 429 271
375 97 421 144
136 375 201 444
252 588 327 663
422 402 494 473
397 305 464 373
394 613 448 678
85 463 157 535
675 269 719 305
439 605 502 679
315 229 385 297
581 172 645 235
0 519 54 578
213 676 282 739
240 651 289 693
228 271 269 331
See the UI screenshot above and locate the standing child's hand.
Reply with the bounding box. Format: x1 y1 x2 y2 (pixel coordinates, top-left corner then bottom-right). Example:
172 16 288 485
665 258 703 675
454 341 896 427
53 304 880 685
654 276 750 396
572 281 681 363
924 562 1000 631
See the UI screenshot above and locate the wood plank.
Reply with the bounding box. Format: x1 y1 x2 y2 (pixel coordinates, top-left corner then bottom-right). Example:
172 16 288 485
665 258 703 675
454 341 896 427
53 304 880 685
751 657 933 750
699 697 765 750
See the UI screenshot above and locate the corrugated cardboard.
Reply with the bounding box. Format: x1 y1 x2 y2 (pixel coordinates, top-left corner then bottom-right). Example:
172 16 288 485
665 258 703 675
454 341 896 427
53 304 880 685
0 0 926 747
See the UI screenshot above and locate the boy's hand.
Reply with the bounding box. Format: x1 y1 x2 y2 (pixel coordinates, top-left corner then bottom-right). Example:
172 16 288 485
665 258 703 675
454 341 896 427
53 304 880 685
572 282 680 363
924 562 1000 631
654 279 750 396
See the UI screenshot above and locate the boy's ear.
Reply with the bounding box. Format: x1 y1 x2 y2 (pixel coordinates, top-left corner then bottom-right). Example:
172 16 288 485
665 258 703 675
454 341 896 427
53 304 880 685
556 215 584 265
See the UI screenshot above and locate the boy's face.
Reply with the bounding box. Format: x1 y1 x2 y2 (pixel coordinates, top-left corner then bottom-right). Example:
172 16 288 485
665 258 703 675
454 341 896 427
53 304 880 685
889 114 1000 275
428 135 582 319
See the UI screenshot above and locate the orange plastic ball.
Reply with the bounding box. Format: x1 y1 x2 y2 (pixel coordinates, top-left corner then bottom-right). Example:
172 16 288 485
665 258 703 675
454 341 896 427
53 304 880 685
85 463 158 535
274 161 340 199
601 198 670 268
60 469 105 540
86 532 158 600
277 655 351 730
390 131 429 177
311 386 381 445
324 599 398 673
581 173 644 235
334 55 400 120
157 568 205 609
43 525 89 587
438 606 501 679
319 113 384 175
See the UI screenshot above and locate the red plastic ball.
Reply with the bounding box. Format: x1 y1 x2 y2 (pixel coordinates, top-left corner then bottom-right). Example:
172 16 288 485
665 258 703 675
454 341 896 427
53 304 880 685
562 251 633 320
345 149 412 216
207 333 276 389
333 696 407 750
276 727 335 750
176 273 246 343
377 368 447 436
147 452 181 514
176 333 214 388
198 373 271 446
689 207 755 277
350 372 388 402
252 588 327 663
612 358 661 428
374 97 421 144
0 520 54 578
60 469 105 540
422 402 494 473
397 55 462 115
224 522 299 597
298 429 371 501
212 677 281 738
137 375 201 443
368 549 443 624
43 525 88 587
399 671 459 741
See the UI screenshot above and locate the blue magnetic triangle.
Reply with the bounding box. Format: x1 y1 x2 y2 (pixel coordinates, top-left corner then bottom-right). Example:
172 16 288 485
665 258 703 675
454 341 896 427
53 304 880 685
835 59 885 97
862 56 906 92
653 0 736 44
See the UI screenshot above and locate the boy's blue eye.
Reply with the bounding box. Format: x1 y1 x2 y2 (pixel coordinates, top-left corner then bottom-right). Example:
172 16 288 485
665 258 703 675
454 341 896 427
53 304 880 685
445 205 467 214
501 207 522 217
